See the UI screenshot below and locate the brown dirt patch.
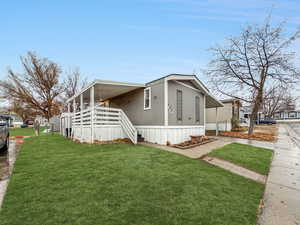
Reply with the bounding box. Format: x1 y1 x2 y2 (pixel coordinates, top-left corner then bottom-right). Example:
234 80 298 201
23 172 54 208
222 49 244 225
220 130 277 142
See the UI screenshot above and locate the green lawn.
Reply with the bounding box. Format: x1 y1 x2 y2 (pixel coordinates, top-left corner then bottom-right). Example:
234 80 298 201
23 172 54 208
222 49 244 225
0 135 265 225
208 143 273 175
9 127 46 136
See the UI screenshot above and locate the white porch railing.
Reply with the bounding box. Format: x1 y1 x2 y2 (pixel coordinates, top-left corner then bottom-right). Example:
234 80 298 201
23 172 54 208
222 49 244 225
71 106 137 144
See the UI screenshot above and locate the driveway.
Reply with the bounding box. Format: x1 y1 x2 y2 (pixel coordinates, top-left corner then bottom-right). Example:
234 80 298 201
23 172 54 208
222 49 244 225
289 122 300 137
258 124 300 225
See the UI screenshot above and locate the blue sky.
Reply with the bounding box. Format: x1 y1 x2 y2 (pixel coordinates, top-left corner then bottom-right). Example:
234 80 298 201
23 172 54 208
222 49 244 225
0 0 299 85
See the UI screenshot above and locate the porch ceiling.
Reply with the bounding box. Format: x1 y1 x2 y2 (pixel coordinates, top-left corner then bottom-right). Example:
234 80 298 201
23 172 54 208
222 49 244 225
93 83 144 101
74 80 145 103
206 95 224 108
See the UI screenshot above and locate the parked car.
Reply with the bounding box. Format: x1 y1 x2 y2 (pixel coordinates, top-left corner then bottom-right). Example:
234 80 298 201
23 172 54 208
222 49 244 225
256 120 277 125
0 116 10 152
20 124 28 128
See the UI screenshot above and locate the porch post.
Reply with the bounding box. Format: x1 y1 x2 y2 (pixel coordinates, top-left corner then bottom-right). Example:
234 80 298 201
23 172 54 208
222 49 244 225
203 95 206 133
164 78 168 126
215 107 219 136
73 98 76 139
90 86 95 144
80 94 83 143
67 103 70 137
164 78 168 144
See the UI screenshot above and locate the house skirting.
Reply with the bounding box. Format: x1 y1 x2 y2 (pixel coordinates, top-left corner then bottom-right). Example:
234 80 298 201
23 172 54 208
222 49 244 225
72 125 205 145
73 125 126 143
135 125 205 145
205 122 231 132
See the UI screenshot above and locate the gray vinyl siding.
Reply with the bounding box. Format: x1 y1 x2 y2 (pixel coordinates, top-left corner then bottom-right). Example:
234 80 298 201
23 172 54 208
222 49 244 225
109 80 164 125
168 80 204 125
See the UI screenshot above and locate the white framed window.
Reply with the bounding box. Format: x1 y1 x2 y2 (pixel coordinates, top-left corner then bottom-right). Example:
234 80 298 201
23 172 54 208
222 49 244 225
144 87 151 110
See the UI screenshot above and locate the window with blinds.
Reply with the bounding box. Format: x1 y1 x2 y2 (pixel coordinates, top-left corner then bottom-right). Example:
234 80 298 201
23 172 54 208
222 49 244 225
144 87 151 110
177 90 183 121
195 96 200 122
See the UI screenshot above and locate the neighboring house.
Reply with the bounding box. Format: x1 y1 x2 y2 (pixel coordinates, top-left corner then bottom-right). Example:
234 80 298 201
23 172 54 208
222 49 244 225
60 74 223 145
206 99 242 131
239 105 253 125
273 110 300 120
241 105 300 122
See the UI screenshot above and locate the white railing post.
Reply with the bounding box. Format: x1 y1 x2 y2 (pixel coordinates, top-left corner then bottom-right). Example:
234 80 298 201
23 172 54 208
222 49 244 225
90 86 95 144
215 107 219 136
67 103 70 138
73 99 76 139
92 106 137 144
80 94 83 142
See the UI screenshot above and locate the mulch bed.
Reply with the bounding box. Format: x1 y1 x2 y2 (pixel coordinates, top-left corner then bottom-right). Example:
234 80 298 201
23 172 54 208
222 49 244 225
220 131 277 142
173 136 217 149
74 138 133 145
231 126 248 132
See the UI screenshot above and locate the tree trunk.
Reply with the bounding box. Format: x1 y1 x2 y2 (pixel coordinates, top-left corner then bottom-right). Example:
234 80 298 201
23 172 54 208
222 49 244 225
248 103 259 135
248 90 263 135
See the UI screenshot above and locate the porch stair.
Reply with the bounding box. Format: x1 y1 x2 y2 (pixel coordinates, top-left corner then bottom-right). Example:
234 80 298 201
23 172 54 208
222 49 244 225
94 106 137 144
119 110 138 144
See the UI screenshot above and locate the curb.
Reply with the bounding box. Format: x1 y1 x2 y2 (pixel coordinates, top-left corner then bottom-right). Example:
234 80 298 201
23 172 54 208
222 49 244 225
11 136 32 139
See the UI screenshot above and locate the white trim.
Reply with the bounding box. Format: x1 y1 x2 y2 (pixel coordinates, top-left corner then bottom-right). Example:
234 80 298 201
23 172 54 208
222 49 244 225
144 87 151 110
164 78 168 126
167 75 223 108
203 95 206 128
94 79 145 87
67 79 145 103
215 107 219 136
80 94 83 142
167 74 209 92
174 80 203 94
90 86 95 143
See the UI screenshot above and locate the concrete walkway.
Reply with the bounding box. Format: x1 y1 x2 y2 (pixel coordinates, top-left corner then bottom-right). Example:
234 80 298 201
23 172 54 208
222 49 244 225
0 140 17 209
202 155 266 184
140 138 234 159
141 135 275 160
258 124 300 225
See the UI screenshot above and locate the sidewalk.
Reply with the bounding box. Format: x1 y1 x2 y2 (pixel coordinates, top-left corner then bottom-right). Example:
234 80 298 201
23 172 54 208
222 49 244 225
0 140 17 209
258 124 300 225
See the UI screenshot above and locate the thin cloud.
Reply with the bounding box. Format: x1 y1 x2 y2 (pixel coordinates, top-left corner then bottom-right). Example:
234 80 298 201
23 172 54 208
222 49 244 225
125 24 204 33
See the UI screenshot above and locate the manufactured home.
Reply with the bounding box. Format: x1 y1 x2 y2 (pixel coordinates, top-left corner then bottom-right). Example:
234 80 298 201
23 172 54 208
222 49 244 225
206 99 242 132
60 74 223 145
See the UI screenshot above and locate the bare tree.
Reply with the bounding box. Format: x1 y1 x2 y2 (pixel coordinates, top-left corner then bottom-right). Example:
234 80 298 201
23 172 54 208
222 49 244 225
206 18 300 135
262 86 294 118
63 68 87 100
0 51 63 121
